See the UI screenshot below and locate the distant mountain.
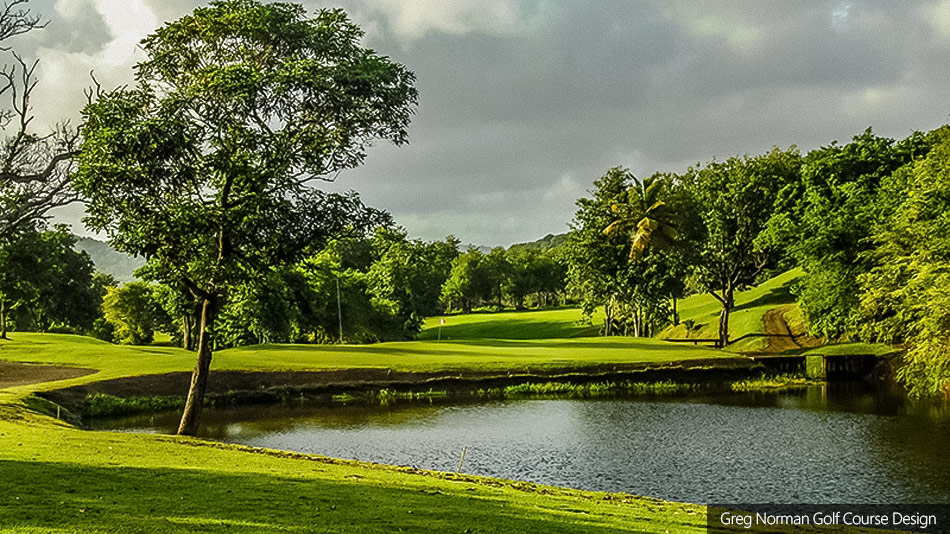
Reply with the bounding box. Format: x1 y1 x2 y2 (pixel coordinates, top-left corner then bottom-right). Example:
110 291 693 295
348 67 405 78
462 244 494 254
507 233 568 252
74 237 144 283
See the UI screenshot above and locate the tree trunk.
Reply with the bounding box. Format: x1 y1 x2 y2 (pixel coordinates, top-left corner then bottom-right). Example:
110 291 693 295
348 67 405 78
182 314 193 351
717 289 734 348
177 295 217 436
0 298 7 340
671 295 679 326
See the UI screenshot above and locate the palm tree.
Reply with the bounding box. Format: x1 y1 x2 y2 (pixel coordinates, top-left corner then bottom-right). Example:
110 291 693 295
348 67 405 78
603 175 680 260
603 174 684 331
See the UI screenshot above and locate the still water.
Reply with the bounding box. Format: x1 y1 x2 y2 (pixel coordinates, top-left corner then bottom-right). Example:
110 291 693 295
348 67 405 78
96 384 950 504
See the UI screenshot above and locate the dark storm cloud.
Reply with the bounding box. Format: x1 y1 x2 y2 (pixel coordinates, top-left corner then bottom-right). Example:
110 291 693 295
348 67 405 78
313 0 950 246
35 0 950 246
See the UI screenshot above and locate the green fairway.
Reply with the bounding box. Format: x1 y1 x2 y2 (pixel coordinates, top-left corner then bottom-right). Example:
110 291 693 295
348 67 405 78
0 329 736 395
419 307 600 340
659 269 803 352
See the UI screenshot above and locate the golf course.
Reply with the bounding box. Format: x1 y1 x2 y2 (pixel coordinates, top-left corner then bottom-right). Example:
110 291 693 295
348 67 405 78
0 301 761 533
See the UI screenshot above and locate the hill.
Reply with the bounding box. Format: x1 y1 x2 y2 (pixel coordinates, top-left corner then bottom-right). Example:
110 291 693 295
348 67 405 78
74 237 144 283
507 232 567 251
659 269 805 352
419 308 599 340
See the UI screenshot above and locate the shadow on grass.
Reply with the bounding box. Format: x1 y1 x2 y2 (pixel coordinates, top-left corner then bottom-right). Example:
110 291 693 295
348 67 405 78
0 459 698 534
731 279 796 313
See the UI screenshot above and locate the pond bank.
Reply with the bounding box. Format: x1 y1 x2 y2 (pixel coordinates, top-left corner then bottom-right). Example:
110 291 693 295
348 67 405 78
40 358 839 421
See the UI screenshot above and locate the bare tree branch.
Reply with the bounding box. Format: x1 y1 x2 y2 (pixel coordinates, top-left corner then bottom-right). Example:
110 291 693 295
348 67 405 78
0 1 79 238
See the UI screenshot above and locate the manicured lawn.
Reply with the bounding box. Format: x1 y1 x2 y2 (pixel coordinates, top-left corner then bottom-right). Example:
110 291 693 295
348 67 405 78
0 331 740 395
0 393 707 533
0 323 738 533
419 307 601 340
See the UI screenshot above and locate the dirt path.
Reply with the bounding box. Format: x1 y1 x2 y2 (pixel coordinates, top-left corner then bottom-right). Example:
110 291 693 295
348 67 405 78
0 360 97 389
762 305 801 353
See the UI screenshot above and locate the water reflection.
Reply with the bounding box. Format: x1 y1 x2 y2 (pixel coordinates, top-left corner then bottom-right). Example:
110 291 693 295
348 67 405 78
95 385 950 504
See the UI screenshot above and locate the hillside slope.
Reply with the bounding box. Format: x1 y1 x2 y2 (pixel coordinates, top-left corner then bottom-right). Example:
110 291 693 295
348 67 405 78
659 269 804 352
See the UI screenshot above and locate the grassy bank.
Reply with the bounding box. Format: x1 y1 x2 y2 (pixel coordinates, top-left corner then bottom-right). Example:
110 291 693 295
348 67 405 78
0 392 706 533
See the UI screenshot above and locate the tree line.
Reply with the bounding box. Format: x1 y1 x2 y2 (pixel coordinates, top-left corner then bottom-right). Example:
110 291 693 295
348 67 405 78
565 125 950 396
0 223 569 345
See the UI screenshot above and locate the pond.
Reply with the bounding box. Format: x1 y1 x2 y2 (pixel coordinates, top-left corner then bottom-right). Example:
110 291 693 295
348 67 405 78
94 383 950 504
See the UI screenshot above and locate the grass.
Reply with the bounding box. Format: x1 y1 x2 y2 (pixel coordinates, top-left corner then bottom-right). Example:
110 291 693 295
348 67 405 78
729 373 819 392
85 393 186 418
0 332 742 395
659 269 803 352
479 380 698 399
0 393 707 533
419 307 601 340
377 388 448 405
0 320 736 532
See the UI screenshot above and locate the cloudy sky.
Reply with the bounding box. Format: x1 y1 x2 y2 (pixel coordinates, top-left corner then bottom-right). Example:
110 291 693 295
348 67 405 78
14 0 950 247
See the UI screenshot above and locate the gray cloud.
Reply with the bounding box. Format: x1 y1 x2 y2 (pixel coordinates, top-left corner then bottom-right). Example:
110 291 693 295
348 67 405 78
23 0 950 246
38 0 114 54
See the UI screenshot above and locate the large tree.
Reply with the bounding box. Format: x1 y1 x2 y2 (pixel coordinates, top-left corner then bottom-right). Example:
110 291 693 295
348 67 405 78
685 147 802 347
565 167 633 335
73 0 417 435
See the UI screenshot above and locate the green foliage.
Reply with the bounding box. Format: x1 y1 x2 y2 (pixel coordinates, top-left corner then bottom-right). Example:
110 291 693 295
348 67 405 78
72 0 416 431
475 380 696 399
566 168 689 337
504 247 566 308
86 392 185 418
684 147 802 345
102 282 161 345
768 128 936 339
440 249 487 313
858 126 950 395
0 224 100 333
376 388 447 406
73 0 416 319
367 227 459 327
565 167 633 324
507 233 568 252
